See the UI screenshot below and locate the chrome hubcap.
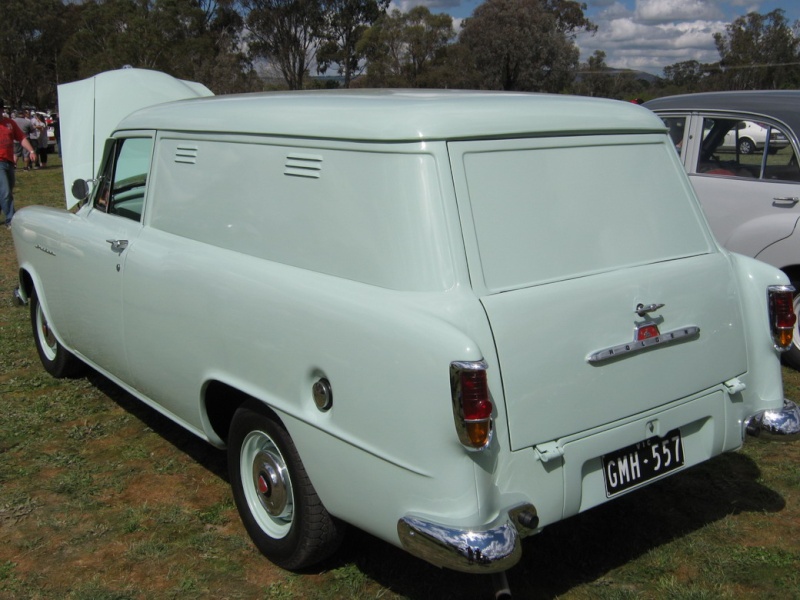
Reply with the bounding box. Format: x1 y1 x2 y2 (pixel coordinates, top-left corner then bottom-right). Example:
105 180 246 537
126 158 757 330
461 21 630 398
240 430 294 538
252 450 290 518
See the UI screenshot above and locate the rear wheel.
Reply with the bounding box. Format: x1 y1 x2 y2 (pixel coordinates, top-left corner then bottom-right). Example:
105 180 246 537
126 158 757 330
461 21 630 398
228 401 344 569
30 288 83 378
738 138 756 155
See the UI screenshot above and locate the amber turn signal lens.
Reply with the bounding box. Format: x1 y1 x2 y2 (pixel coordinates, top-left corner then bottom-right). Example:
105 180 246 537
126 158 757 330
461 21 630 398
466 421 491 448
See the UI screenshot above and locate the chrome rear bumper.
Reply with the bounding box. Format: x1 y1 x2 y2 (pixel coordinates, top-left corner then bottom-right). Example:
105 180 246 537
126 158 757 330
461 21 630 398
746 398 800 441
397 505 538 573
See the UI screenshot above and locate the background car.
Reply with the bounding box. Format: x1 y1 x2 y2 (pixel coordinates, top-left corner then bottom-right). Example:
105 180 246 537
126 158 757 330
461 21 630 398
720 120 790 155
646 90 800 368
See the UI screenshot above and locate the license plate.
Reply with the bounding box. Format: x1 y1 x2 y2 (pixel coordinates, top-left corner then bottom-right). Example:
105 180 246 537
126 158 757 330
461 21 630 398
602 429 684 497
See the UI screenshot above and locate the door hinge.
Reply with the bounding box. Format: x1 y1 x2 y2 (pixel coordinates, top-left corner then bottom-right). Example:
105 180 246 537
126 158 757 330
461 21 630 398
534 441 565 463
724 377 747 395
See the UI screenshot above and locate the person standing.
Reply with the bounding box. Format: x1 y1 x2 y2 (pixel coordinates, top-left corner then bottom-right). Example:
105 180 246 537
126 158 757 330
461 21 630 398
1 99 37 227
32 113 49 168
28 112 42 168
51 112 61 157
12 110 33 170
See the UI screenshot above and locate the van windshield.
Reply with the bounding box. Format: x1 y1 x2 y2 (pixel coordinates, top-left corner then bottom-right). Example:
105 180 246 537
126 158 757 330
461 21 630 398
453 135 713 292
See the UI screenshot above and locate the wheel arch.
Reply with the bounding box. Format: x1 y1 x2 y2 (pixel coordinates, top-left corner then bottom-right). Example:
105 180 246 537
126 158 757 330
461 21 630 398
18 267 34 296
203 380 284 448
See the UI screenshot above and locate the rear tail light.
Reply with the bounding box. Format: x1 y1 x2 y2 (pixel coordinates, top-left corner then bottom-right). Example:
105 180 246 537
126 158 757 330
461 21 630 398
450 360 493 450
768 285 796 351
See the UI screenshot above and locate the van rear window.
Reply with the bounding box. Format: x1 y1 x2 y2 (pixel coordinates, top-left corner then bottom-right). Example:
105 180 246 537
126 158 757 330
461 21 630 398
455 136 712 292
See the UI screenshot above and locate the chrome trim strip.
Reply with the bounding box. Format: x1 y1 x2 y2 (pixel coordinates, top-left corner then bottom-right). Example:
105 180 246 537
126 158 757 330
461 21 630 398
397 512 524 573
587 325 700 364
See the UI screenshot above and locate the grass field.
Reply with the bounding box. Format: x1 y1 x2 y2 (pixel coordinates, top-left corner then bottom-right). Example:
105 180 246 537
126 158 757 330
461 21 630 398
1 159 799 599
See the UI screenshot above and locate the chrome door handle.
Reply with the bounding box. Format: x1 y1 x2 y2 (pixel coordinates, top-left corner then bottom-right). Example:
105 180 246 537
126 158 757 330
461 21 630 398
772 197 800 207
106 239 129 253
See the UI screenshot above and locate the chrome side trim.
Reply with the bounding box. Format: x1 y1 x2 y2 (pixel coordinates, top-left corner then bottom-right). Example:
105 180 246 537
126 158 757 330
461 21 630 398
587 326 700 364
397 511 526 573
745 398 800 442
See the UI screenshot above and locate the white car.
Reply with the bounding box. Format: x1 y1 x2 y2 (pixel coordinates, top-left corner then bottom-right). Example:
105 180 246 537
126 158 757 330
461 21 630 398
720 120 790 155
647 91 800 369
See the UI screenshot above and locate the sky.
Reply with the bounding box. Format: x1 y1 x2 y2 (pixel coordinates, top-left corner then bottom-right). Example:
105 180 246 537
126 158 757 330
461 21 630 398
388 0 800 75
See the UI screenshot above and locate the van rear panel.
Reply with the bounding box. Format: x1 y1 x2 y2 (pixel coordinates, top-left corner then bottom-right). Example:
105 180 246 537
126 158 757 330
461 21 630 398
449 134 747 450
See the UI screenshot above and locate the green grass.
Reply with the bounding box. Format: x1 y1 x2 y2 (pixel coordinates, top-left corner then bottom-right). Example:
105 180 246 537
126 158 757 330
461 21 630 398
0 159 799 599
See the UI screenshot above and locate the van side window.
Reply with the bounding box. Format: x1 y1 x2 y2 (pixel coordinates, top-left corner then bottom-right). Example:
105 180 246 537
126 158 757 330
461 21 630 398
94 137 153 222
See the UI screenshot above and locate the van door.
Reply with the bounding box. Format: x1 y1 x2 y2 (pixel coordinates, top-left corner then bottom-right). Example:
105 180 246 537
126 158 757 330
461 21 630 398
448 134 748 451
58 135 154 381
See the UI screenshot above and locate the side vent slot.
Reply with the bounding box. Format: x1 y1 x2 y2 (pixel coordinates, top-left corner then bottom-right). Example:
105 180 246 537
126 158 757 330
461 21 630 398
175 145 199 165
285 154 323 179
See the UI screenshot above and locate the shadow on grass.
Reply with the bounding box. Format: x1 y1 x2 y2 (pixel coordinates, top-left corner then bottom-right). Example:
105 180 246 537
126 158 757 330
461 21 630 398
85 369 229 482
84 370 785 599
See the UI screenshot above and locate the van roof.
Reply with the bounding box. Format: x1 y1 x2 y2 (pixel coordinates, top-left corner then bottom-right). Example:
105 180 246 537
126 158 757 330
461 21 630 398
117 89 666 142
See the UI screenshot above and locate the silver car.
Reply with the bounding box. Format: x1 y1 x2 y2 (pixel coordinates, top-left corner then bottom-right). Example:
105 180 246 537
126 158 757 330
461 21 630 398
646 91 800 369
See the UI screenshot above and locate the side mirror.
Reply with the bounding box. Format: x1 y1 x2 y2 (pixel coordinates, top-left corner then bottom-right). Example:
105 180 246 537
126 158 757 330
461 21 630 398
71 179 90 200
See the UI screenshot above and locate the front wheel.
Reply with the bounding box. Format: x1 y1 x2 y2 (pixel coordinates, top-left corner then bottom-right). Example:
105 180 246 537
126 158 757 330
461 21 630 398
228 402 344 570
30 288 83 378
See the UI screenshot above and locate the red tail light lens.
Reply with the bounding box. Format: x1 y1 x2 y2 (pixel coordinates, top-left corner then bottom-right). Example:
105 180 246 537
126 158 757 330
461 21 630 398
450 361 493 450
768 285 796 351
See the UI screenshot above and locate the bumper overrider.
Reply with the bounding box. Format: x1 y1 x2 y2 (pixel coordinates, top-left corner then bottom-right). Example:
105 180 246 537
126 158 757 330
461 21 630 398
397 504 538 573
12 286 27 307
746 398 800 441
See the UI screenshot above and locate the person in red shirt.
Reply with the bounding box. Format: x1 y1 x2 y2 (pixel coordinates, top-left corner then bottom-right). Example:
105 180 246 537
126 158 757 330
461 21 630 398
1 98 37 227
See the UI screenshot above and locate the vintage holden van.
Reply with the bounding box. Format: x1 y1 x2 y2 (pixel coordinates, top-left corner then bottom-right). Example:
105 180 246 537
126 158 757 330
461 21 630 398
10 69 799 594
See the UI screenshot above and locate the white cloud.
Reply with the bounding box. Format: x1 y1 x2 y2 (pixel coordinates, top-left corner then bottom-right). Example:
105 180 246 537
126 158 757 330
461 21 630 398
577 12 728 73
635 0 724 23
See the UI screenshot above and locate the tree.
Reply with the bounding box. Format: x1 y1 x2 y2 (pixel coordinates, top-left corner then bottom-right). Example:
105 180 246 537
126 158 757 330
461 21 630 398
60 0 255 93
662 60 706 89
362 7 455 87
244 0 325 90
713 9 800 90
573 50 613 97
457 0 594 92
0 0 68 109
317 0 389 87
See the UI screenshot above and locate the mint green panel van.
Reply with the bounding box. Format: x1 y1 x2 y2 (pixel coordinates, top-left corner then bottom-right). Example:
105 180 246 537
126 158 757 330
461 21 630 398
11 70 798 594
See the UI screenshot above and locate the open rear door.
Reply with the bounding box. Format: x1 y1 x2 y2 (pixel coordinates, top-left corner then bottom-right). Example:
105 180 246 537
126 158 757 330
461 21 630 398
57 68 213 208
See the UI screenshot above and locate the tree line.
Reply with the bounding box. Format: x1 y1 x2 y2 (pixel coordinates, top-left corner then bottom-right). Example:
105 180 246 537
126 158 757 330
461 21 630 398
1 0 798 110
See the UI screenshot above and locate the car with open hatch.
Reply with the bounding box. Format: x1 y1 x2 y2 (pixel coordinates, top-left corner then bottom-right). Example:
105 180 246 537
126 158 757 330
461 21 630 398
9 69 800 597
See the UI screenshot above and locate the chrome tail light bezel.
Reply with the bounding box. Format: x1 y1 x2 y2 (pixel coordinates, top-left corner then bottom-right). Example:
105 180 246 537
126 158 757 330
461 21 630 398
450 360 493 451
767 284 797 352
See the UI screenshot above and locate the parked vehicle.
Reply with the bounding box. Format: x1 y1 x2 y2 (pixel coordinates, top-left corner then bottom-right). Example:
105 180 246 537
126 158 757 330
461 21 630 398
10 70 799 595
647 91 800 369
720 120 789 154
